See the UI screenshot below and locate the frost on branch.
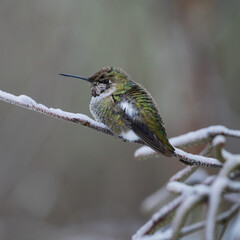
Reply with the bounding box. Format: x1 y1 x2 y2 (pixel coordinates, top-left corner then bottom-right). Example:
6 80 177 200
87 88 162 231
135 125 240 167
1 89 240 239
0 89 113 135
133 135 240 240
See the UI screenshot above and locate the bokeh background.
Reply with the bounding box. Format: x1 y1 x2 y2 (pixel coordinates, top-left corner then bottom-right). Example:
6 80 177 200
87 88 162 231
0 1 239 239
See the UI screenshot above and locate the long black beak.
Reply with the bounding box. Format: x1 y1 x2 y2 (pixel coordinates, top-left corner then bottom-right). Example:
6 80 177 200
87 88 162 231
59 73 93 82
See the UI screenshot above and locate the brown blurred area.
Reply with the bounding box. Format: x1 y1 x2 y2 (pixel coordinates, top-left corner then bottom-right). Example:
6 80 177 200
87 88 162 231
0 1 239 239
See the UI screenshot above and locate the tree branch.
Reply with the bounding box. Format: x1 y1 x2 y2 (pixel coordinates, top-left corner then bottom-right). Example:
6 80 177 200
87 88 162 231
0 89 114 136
132 132 240 240
137 203 240 240
132 196 184 240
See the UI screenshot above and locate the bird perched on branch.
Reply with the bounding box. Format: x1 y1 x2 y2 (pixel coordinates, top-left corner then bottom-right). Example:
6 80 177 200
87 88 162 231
60 66 175 157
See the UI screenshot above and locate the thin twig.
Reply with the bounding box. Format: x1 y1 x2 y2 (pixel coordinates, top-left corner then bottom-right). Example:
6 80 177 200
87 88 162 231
170 125 240 148
137 203 240 240
206 152 240 240
135 126 240 159
132 196 184 240
171 193 207 240
169 165 198 183
180 203 240 237
174 148 223 168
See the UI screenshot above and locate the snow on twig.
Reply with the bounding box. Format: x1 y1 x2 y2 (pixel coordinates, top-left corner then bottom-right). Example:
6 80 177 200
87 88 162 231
133 134 240 240
174 148 223 168
140 168 208 214
181 203 240 236
206 152 240 240
132 196 184 240
135 126 240 167
171 193 207 240
137 203 240 240
135 125 240 158
135 146 223 168
169 165 198 183
0 89 113 135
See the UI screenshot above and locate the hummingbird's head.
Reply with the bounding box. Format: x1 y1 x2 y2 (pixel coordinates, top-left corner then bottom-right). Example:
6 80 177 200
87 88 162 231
88 66 132 97
60 67 132 97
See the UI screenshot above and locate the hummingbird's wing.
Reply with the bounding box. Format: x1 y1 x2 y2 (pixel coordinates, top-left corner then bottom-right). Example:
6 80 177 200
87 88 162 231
130 118 173 156
114 85 175 157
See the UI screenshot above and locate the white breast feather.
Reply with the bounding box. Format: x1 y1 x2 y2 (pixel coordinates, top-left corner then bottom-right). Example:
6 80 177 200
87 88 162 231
119 130 139 142
120 101 138 117
119 101 139 141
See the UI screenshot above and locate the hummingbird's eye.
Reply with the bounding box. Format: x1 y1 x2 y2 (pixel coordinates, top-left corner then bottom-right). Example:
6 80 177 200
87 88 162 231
103 79 110 84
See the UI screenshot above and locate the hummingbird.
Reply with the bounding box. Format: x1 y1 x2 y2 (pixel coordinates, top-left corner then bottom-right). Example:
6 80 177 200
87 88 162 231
60 67 175 157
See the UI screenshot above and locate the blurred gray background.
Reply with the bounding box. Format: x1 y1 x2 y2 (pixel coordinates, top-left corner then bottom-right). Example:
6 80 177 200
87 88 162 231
0 0 239 239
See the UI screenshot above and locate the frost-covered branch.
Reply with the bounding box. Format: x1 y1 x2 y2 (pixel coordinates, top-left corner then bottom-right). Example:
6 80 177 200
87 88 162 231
135 126 240 167
135 126 240 157
135 203 240 240
133 196 184 239
133 135 240 240
0 89 114 136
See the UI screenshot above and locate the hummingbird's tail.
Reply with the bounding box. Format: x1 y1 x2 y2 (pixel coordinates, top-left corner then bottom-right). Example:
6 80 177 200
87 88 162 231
164 147 176 157
162 141 176 157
